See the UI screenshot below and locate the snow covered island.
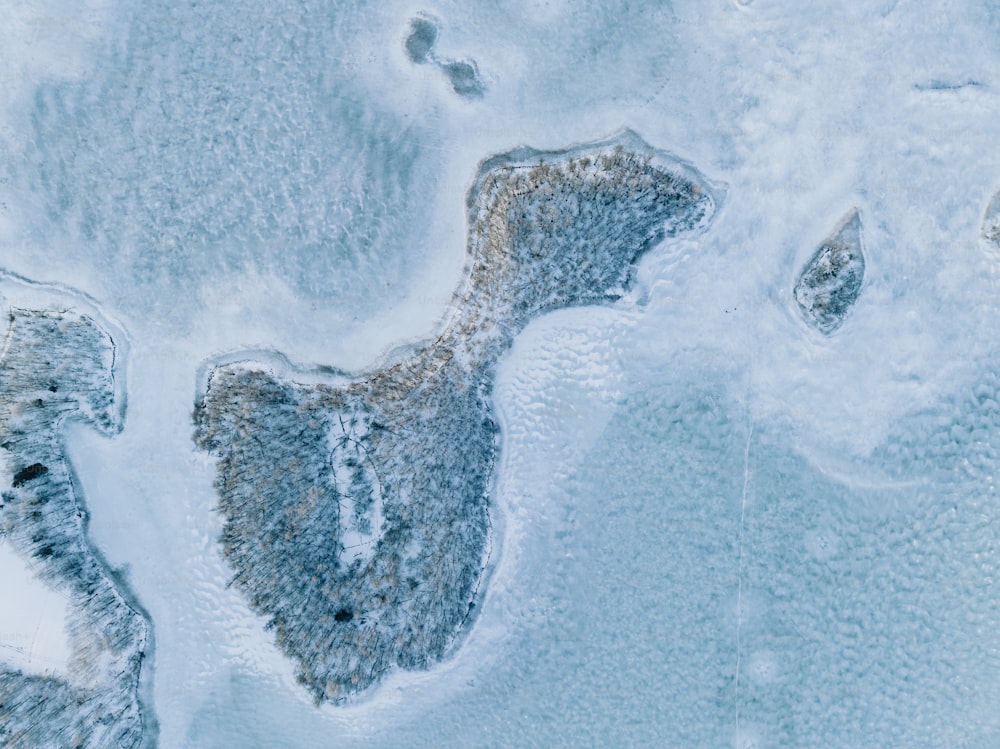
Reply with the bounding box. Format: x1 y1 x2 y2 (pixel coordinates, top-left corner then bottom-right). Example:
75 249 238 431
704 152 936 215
0 279 153 748
195 131 721 701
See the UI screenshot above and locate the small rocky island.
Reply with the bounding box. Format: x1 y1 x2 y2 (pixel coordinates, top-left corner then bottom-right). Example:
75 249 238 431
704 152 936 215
0 279 153 748
983 190 1000 246
794 209 866 334
194 132 720 701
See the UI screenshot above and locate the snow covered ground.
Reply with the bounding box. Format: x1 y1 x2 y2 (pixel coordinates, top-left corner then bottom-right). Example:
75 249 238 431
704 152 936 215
3 0 1000 746
0 542 71 677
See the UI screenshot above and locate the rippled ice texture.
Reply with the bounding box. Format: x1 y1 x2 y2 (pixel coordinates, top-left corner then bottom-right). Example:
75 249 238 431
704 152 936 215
4 0 1000 747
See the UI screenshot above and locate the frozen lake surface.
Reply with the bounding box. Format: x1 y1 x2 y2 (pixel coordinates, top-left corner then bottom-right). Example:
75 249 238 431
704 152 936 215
4 0 1000 746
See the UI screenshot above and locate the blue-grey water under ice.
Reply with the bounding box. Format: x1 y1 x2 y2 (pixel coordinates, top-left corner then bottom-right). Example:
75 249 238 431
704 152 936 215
4 0 1000 746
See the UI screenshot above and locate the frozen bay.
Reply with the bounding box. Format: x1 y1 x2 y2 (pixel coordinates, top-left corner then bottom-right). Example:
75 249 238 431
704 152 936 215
3 0 1000 746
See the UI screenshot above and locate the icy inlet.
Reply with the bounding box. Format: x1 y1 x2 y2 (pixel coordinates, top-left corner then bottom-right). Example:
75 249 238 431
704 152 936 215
0 278 153 748
195 132 719 700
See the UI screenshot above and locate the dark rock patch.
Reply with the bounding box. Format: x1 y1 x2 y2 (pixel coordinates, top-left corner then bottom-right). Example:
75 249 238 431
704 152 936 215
404 15 439 64
12 463 48 487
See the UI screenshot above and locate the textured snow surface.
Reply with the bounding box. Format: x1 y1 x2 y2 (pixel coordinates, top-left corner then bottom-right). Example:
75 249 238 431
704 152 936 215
3 0 1000 746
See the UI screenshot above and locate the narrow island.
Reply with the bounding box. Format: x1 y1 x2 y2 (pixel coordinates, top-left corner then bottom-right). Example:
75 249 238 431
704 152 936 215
194 131 721 701
794 208 866 334
0 278 154 748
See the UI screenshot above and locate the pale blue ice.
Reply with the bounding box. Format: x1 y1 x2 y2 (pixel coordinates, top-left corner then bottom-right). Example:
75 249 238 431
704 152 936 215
3 0 1000 747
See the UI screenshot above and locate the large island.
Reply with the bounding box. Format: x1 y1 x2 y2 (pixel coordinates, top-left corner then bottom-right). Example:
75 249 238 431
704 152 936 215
195 131 721 701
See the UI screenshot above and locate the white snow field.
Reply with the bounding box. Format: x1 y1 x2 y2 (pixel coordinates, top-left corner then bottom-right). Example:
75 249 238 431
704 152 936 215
0 541 71 677
4 0 1000 746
